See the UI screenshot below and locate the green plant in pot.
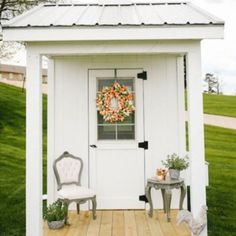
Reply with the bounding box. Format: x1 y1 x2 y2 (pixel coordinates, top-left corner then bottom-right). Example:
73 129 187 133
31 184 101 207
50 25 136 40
162 153 189 180
43 200 67 230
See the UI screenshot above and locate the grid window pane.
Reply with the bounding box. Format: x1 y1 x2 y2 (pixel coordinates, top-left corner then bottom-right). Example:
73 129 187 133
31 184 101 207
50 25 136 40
98 125 116 140
117 79 134 91
98 78 134 91
98 79 114 90
97 77 135 140
117 125 135 140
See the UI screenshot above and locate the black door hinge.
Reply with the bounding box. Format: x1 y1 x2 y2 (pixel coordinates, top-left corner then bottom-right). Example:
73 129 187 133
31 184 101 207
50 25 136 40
139 195 149 203
138 141 148 150
137 71 147 80
187 186 191 211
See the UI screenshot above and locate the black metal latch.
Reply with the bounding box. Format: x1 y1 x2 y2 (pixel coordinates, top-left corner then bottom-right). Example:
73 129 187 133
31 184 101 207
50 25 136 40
137 71 147 80
139 195 149 203
138 141 148 150
90 144 97 148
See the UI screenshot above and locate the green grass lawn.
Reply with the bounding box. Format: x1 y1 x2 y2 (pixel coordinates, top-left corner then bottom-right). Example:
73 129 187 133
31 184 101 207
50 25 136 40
203 93 236 118
205 125 236 236
0 83 47 236
0 83 235 235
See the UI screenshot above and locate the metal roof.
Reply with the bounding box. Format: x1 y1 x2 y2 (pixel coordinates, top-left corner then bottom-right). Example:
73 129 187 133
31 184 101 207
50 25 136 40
4 1 224 28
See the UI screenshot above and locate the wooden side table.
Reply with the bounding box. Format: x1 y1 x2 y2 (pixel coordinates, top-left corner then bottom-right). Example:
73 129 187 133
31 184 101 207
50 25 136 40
145 178 186 222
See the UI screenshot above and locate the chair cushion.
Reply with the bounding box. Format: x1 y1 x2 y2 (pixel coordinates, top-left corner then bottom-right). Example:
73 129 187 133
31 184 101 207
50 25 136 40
57 185 95 200
56 157 82 184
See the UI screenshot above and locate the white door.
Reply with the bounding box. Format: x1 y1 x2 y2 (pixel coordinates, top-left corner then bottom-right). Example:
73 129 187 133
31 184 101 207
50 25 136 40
89 69 146 209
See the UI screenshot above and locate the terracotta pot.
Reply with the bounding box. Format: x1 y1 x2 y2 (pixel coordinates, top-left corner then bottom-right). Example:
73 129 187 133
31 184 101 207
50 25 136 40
169 169 180 180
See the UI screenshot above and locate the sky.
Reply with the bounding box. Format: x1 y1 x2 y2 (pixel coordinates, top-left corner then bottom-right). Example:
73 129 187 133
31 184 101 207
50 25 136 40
2 0 236 94
194 0 236 94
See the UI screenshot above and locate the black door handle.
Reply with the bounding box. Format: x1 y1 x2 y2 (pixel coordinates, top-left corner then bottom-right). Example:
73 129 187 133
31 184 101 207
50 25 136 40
90 144 97 148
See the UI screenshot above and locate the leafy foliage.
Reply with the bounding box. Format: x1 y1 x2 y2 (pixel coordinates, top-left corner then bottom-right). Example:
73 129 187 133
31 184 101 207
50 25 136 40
0 0 56 22
43 200 67 222
0 41 23 61
162 153 189 171
0 0 57 60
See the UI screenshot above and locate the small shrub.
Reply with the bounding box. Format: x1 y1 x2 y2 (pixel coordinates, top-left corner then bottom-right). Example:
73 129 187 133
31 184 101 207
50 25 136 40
162 153 189 171
43 200 67 222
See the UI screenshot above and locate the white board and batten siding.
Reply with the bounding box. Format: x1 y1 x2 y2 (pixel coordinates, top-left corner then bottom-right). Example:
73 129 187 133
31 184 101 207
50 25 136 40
49 55 186 209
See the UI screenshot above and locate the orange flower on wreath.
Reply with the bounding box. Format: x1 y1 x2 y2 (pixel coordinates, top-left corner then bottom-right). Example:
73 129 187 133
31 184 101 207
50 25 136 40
96 82 135 123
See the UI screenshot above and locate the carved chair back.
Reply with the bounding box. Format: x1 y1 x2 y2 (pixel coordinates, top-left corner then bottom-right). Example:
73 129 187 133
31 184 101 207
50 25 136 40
53 151 83 190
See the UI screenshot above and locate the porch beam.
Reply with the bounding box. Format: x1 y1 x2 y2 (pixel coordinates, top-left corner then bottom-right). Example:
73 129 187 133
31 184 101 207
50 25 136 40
26 49 42 236
186 44 207 235
23 40 200 56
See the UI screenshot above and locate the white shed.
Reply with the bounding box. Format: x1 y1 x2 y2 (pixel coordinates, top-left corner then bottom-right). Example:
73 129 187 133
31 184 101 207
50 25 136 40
3 1 224 235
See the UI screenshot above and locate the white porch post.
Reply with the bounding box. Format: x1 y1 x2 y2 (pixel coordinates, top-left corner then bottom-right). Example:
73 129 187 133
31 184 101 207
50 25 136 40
177 56 186 157
26 48 42 236
186 44 207 235
47 58 56 205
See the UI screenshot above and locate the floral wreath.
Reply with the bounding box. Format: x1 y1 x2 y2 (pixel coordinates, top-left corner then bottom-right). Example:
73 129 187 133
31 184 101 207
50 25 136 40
96 81 135 123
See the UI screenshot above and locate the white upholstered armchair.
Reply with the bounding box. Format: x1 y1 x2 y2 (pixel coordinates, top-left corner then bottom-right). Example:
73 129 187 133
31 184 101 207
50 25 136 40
53 151 97 222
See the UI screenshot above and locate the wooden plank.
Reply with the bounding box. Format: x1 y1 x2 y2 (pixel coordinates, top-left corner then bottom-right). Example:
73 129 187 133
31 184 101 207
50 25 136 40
146 210 164 236
124 211 137 236
112 211 125 236
64 211 81 236
44 210 189 236
171 211 191 236
134 211 151 236
70 211 90 236
99 211 112 236
158 210 177 236
43 222 49 236
87 211 102 236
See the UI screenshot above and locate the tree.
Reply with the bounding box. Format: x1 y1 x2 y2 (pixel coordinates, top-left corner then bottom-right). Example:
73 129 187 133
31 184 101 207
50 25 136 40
0 0 57 60
0 40 22 60
0 0 56 23
204 73 222 94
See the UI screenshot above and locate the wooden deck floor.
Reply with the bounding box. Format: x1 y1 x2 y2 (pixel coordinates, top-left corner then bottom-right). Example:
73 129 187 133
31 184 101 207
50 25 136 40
44 210 191 236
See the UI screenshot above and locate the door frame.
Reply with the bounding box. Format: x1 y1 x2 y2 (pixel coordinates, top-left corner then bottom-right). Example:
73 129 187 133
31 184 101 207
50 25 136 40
88 68 147 209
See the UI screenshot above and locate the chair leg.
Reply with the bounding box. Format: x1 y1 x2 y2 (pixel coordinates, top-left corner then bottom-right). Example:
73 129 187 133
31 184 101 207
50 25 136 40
76 203 80 215
64 201 69 225
91 197 97 220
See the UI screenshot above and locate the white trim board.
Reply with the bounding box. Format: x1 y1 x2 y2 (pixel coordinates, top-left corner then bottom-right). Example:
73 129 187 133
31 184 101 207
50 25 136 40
3 25 224 42
23 40 201 57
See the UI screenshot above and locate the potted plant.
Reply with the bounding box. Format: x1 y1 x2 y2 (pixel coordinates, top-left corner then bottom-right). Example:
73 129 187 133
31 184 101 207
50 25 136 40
43 200 67 230
162 153 189 180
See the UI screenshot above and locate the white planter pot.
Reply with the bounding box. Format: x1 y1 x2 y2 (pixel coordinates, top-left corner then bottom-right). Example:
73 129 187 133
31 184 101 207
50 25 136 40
47 219 65 229
169 169 180 180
